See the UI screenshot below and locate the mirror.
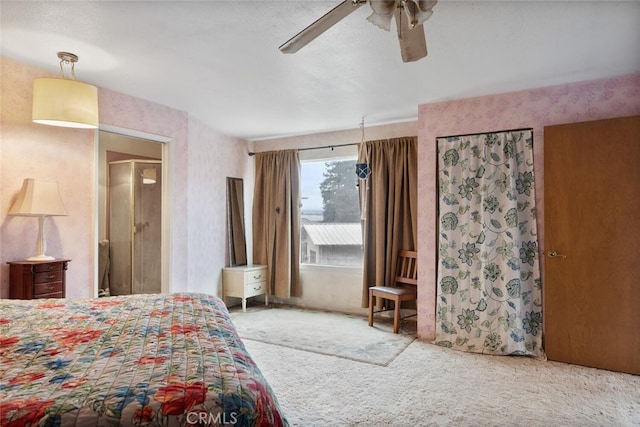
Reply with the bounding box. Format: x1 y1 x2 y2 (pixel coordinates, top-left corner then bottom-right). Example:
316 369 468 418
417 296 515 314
227 177 247 266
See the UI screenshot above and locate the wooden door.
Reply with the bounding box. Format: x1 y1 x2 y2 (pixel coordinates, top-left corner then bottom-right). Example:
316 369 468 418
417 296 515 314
544 116 640 375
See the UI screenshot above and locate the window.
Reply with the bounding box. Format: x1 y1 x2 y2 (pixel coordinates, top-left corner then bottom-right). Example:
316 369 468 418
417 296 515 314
300 156 363 267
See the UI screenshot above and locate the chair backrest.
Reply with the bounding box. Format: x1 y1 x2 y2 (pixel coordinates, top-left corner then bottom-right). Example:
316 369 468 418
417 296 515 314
394 250 418 287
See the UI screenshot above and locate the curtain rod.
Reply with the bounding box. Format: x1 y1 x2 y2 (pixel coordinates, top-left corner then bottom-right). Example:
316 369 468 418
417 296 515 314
436 127 533 140
248 142 359 156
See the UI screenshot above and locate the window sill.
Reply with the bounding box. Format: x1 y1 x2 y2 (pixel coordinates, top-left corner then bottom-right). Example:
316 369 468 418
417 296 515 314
299 263 362 274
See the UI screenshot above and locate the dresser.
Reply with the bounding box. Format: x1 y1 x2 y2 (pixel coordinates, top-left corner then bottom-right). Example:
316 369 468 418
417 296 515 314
222 265 268 311
7 259 70 299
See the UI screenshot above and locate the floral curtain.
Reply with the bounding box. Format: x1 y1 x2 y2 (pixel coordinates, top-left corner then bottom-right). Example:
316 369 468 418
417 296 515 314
434 129 545 358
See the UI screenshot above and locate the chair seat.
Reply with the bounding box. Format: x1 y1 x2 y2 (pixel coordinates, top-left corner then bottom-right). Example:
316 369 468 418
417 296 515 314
370 286 416 297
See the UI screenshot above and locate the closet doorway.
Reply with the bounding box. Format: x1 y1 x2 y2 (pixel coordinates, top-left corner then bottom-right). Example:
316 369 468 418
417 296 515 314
98 130 166 297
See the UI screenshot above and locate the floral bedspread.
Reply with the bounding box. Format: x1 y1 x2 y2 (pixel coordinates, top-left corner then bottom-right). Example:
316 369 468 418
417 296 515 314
0 293 287 426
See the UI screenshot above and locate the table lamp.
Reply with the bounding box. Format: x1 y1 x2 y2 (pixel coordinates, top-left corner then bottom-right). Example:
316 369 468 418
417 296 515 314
9 178 68 261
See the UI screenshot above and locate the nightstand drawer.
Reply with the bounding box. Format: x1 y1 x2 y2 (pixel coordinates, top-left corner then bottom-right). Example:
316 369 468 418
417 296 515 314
34 271 63 284
34 282 63 296
245 281 266 298
244 269 266 285
33 262 65 273
34 293 63 299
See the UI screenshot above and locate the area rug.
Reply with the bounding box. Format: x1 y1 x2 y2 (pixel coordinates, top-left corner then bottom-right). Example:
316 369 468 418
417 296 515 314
229 306 415 366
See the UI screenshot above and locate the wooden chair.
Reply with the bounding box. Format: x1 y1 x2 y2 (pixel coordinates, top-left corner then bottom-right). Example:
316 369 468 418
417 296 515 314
368 250 418 334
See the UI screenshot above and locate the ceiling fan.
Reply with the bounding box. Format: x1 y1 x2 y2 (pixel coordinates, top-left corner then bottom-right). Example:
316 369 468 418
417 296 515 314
279 0 437 63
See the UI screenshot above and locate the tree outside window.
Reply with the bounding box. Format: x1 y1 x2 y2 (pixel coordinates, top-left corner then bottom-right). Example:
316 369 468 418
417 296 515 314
300 159 362 267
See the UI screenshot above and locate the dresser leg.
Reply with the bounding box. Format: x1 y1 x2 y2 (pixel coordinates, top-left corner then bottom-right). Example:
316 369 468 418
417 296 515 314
242 298 247 312
265 294 268 307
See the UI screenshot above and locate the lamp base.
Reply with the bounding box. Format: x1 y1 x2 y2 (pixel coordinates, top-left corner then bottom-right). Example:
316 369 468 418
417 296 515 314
26 254 56 262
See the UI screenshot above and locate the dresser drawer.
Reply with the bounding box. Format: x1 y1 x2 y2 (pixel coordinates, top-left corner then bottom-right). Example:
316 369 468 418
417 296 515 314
34 271 63 284
245 280 266 298
34 291 63 299
244 269 266 285
33 262 65 273
34 281 64 296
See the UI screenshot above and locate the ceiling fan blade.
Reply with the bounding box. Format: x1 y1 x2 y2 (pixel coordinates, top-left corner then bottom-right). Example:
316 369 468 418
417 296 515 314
279 0 365 54
394 8 427 63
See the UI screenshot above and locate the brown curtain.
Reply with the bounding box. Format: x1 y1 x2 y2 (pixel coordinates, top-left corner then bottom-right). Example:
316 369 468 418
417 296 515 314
252 150 301 298
359 136 418 307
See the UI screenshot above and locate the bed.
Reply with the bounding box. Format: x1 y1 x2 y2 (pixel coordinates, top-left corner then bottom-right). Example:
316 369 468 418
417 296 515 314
0 293 287 426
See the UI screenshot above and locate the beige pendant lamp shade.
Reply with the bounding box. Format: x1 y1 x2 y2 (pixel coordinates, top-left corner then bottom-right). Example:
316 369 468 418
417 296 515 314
33 78 98 128
9 178 68 261
32 52 99 129
142 168 157 184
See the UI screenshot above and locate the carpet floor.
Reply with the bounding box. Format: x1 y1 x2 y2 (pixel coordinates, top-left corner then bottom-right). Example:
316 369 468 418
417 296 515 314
230 305 416 366
231 306 640 426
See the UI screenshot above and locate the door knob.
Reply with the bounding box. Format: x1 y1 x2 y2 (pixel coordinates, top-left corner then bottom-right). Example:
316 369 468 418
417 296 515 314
547 250 567 258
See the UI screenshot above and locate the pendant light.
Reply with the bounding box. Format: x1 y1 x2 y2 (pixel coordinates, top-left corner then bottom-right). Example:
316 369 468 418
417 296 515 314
32 52 99 129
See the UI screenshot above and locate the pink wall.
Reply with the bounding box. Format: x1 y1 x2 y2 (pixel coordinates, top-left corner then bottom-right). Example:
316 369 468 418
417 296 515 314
4 56 639 338
1 58 98 298
1 57 251 298
186 117 253 295
417 74 640 339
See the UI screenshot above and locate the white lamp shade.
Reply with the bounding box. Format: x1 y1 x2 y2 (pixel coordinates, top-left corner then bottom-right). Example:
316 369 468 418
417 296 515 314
32 77 99 129
9 179 68 217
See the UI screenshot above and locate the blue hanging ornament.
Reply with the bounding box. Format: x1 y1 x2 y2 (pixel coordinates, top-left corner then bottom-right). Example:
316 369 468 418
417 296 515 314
356 117 371 180
356 162 371 180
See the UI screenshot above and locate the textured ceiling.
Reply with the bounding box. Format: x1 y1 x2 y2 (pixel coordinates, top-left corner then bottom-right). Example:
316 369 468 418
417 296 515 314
2 1 640 141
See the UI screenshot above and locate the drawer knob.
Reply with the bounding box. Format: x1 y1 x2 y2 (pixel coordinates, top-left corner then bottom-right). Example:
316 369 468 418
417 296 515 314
253 274 262 280
253 286 262 291
48 275 55 279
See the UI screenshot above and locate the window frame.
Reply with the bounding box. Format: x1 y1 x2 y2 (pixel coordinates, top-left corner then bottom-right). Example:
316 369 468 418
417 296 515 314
299 145 363 269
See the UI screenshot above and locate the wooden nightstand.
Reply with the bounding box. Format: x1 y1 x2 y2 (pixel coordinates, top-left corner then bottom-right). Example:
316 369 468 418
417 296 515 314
7 259 70 299
222 265 268 311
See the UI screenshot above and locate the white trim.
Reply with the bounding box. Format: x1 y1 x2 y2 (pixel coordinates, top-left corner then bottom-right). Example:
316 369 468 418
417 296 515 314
95 124 172 297
299 263 362 274
93 131 100 298
100 124 172 144
160 141 171 294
